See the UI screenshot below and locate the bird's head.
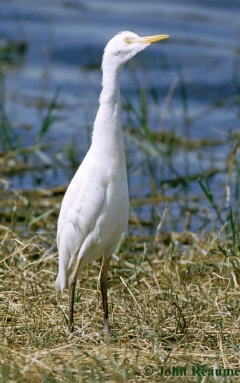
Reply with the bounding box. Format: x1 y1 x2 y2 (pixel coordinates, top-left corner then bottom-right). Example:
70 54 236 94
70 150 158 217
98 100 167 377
102 31 169 71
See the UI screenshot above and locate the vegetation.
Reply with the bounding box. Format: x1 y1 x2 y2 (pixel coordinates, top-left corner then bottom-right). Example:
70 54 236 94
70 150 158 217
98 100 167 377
1 191 240 382
1 36 240 382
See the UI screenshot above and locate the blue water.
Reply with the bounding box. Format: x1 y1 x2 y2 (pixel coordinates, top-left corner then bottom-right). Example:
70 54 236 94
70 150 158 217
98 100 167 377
1 0 240 232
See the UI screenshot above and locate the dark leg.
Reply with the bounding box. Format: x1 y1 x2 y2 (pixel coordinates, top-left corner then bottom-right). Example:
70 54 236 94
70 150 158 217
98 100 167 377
68 258 82 332
100 257 111 335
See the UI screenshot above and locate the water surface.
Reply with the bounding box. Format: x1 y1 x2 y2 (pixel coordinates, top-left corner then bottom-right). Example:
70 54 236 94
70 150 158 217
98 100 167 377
1 0 240 232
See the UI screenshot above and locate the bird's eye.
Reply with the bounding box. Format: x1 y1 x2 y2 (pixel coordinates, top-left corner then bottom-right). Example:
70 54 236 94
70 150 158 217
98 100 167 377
124 37 131 44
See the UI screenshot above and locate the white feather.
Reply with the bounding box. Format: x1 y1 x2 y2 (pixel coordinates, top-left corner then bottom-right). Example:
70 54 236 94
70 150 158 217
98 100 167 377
55 31 169 293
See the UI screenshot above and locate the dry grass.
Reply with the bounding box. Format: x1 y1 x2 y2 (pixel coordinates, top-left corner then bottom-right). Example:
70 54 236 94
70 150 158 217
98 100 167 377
1 187 240 382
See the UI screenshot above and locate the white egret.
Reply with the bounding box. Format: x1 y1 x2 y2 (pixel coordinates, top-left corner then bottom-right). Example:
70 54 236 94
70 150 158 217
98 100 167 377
55 31 169 334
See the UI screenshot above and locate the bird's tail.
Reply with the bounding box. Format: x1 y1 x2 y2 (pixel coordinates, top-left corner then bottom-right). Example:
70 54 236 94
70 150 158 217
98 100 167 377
55 272 65 292
55 251 69 292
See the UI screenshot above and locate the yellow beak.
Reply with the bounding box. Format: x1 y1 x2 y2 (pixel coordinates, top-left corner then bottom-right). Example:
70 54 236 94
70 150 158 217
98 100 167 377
140 34 169 44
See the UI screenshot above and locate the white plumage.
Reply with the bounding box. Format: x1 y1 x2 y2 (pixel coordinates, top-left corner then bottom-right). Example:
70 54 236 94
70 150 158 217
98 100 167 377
55 31 169 334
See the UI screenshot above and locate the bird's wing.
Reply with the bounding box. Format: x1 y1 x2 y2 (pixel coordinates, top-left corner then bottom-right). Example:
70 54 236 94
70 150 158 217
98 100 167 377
57 150 108 259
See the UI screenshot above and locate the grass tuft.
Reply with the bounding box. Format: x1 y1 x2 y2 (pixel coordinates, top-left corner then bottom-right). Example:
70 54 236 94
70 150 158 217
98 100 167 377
1 188 240 382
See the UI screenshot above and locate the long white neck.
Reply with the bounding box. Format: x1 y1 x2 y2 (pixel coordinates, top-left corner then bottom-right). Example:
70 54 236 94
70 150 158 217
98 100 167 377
91 59 125 162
